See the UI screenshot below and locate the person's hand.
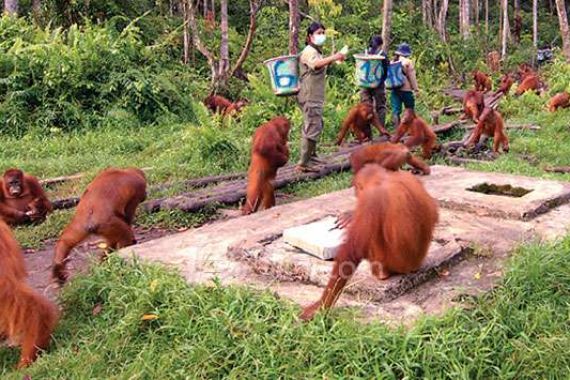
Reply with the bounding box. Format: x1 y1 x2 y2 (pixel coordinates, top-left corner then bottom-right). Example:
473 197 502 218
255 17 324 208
334 52 346 62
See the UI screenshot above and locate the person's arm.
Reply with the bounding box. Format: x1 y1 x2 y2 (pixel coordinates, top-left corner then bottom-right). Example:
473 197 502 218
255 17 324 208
303 48 345 71
405 61 419 92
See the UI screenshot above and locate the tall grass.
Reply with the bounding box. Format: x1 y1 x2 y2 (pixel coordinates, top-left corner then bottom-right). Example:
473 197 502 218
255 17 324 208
1 237 569 379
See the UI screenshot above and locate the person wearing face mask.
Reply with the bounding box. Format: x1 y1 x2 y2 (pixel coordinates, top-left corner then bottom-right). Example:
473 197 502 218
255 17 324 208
297 22 346 173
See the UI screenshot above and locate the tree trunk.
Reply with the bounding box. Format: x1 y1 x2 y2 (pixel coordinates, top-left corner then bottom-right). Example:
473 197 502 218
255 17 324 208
289 0 299 55
182 0 190 64
460 0 471 38
533 0 538 49
231 0 264 77
485 0 489 35
203 0 207 16
501 0 509 58
555 0 570 60
513 0 522 43
4 0 18 15
32 0 40 20
381 0 393 52
219 0 229 85
426 0 433 28
437 0 449 41
474 0 479 29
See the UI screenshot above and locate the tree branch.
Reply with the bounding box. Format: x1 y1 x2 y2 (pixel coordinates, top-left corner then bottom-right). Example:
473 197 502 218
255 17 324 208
187 0 215 66
231 0 265 78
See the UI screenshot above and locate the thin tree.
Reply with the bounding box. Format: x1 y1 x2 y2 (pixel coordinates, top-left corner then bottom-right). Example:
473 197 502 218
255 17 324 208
555 0 570 60
381 0 393 52
533 0 538 49
289 0 299 55
485 0 489 35
501 0 509 58
182 0 191 64
460 0 471 38
186 0 265 88
4 0 17 15
436 0 449 42
32 0 40 20
513 0 522 43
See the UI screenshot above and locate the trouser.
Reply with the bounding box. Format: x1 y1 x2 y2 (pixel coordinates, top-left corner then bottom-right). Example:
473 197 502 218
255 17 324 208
360 85 387 128
298 102 324 166
390 90 415 127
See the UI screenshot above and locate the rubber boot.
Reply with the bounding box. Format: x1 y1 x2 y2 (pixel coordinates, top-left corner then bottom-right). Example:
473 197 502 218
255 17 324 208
297 138 319 172
309 140 326 164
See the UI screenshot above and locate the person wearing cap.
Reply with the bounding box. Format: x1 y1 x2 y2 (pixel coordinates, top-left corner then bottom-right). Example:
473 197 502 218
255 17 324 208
297 22 346 173
360 35 389 131
390 42 419 128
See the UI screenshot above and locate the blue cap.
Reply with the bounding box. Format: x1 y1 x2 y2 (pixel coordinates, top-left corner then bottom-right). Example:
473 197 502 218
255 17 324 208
395 43 412 57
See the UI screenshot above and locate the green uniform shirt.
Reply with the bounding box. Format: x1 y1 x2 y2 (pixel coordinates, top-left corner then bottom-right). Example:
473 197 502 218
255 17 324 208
298 45 326 106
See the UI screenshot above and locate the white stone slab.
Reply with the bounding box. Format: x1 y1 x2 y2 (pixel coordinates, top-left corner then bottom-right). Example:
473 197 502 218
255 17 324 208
282 216 346 260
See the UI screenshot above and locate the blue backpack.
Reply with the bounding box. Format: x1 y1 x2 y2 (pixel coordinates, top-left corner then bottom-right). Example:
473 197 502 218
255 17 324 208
385 61 405 89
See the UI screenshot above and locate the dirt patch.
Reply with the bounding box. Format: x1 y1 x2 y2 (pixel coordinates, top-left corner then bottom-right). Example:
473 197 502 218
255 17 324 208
467 183 533 198
23 227 174 301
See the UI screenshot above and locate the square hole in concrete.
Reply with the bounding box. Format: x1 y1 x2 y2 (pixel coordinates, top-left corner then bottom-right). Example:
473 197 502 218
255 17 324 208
466 183 533 198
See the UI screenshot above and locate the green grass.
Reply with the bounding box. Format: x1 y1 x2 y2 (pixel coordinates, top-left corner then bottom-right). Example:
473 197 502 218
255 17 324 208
2 237 570 379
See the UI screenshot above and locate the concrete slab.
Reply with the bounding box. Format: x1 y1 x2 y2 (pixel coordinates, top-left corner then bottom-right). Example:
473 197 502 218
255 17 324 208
118 165 570 323
423 166 570 220
282 216 346 260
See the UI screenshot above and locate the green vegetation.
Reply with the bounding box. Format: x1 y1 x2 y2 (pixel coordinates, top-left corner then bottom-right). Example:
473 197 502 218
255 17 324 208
1 0 570 377
2 238 570 379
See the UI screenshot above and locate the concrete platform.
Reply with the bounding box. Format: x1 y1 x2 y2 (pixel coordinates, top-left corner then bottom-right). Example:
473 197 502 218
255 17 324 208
119 165 570 322
424 166 570 220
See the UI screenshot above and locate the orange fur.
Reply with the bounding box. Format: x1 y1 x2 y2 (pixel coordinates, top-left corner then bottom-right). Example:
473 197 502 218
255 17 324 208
548 92 570 112
497 73 514 95
204 95 248 118
350 142 430 175
336 103 390 145
472 70 492 92
242 116 290 215
300 165 438 320
465 107 509 153
515 74 540 96
486 51 501 72
0 169 52 225
52 168 147 285
0 220 59 368
463 90 485 123
390 109 438 159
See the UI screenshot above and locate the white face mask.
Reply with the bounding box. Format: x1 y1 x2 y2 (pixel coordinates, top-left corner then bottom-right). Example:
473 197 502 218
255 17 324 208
313 34 327 46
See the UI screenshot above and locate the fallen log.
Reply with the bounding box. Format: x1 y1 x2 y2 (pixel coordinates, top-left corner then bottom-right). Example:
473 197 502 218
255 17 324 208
143 160 351 213
545 166 570 174
447 157 490 165
41 166 154 187
461 123 541 131
52 138 372 212
432 120 467 134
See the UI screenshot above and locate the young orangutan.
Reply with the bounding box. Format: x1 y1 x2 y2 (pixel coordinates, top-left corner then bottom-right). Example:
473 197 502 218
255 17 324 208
336 103 390 145
0 168 52 225
496 73 514 95
464 107 509 153
242 116 290 215
547 91 570 112
472 70 492 92
390 108 438 159
462 90 485 123
0 220 59 368
349 142 430 175
52 168 147 285
300 164 438 321
204 94 248 118
515 74 541 96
